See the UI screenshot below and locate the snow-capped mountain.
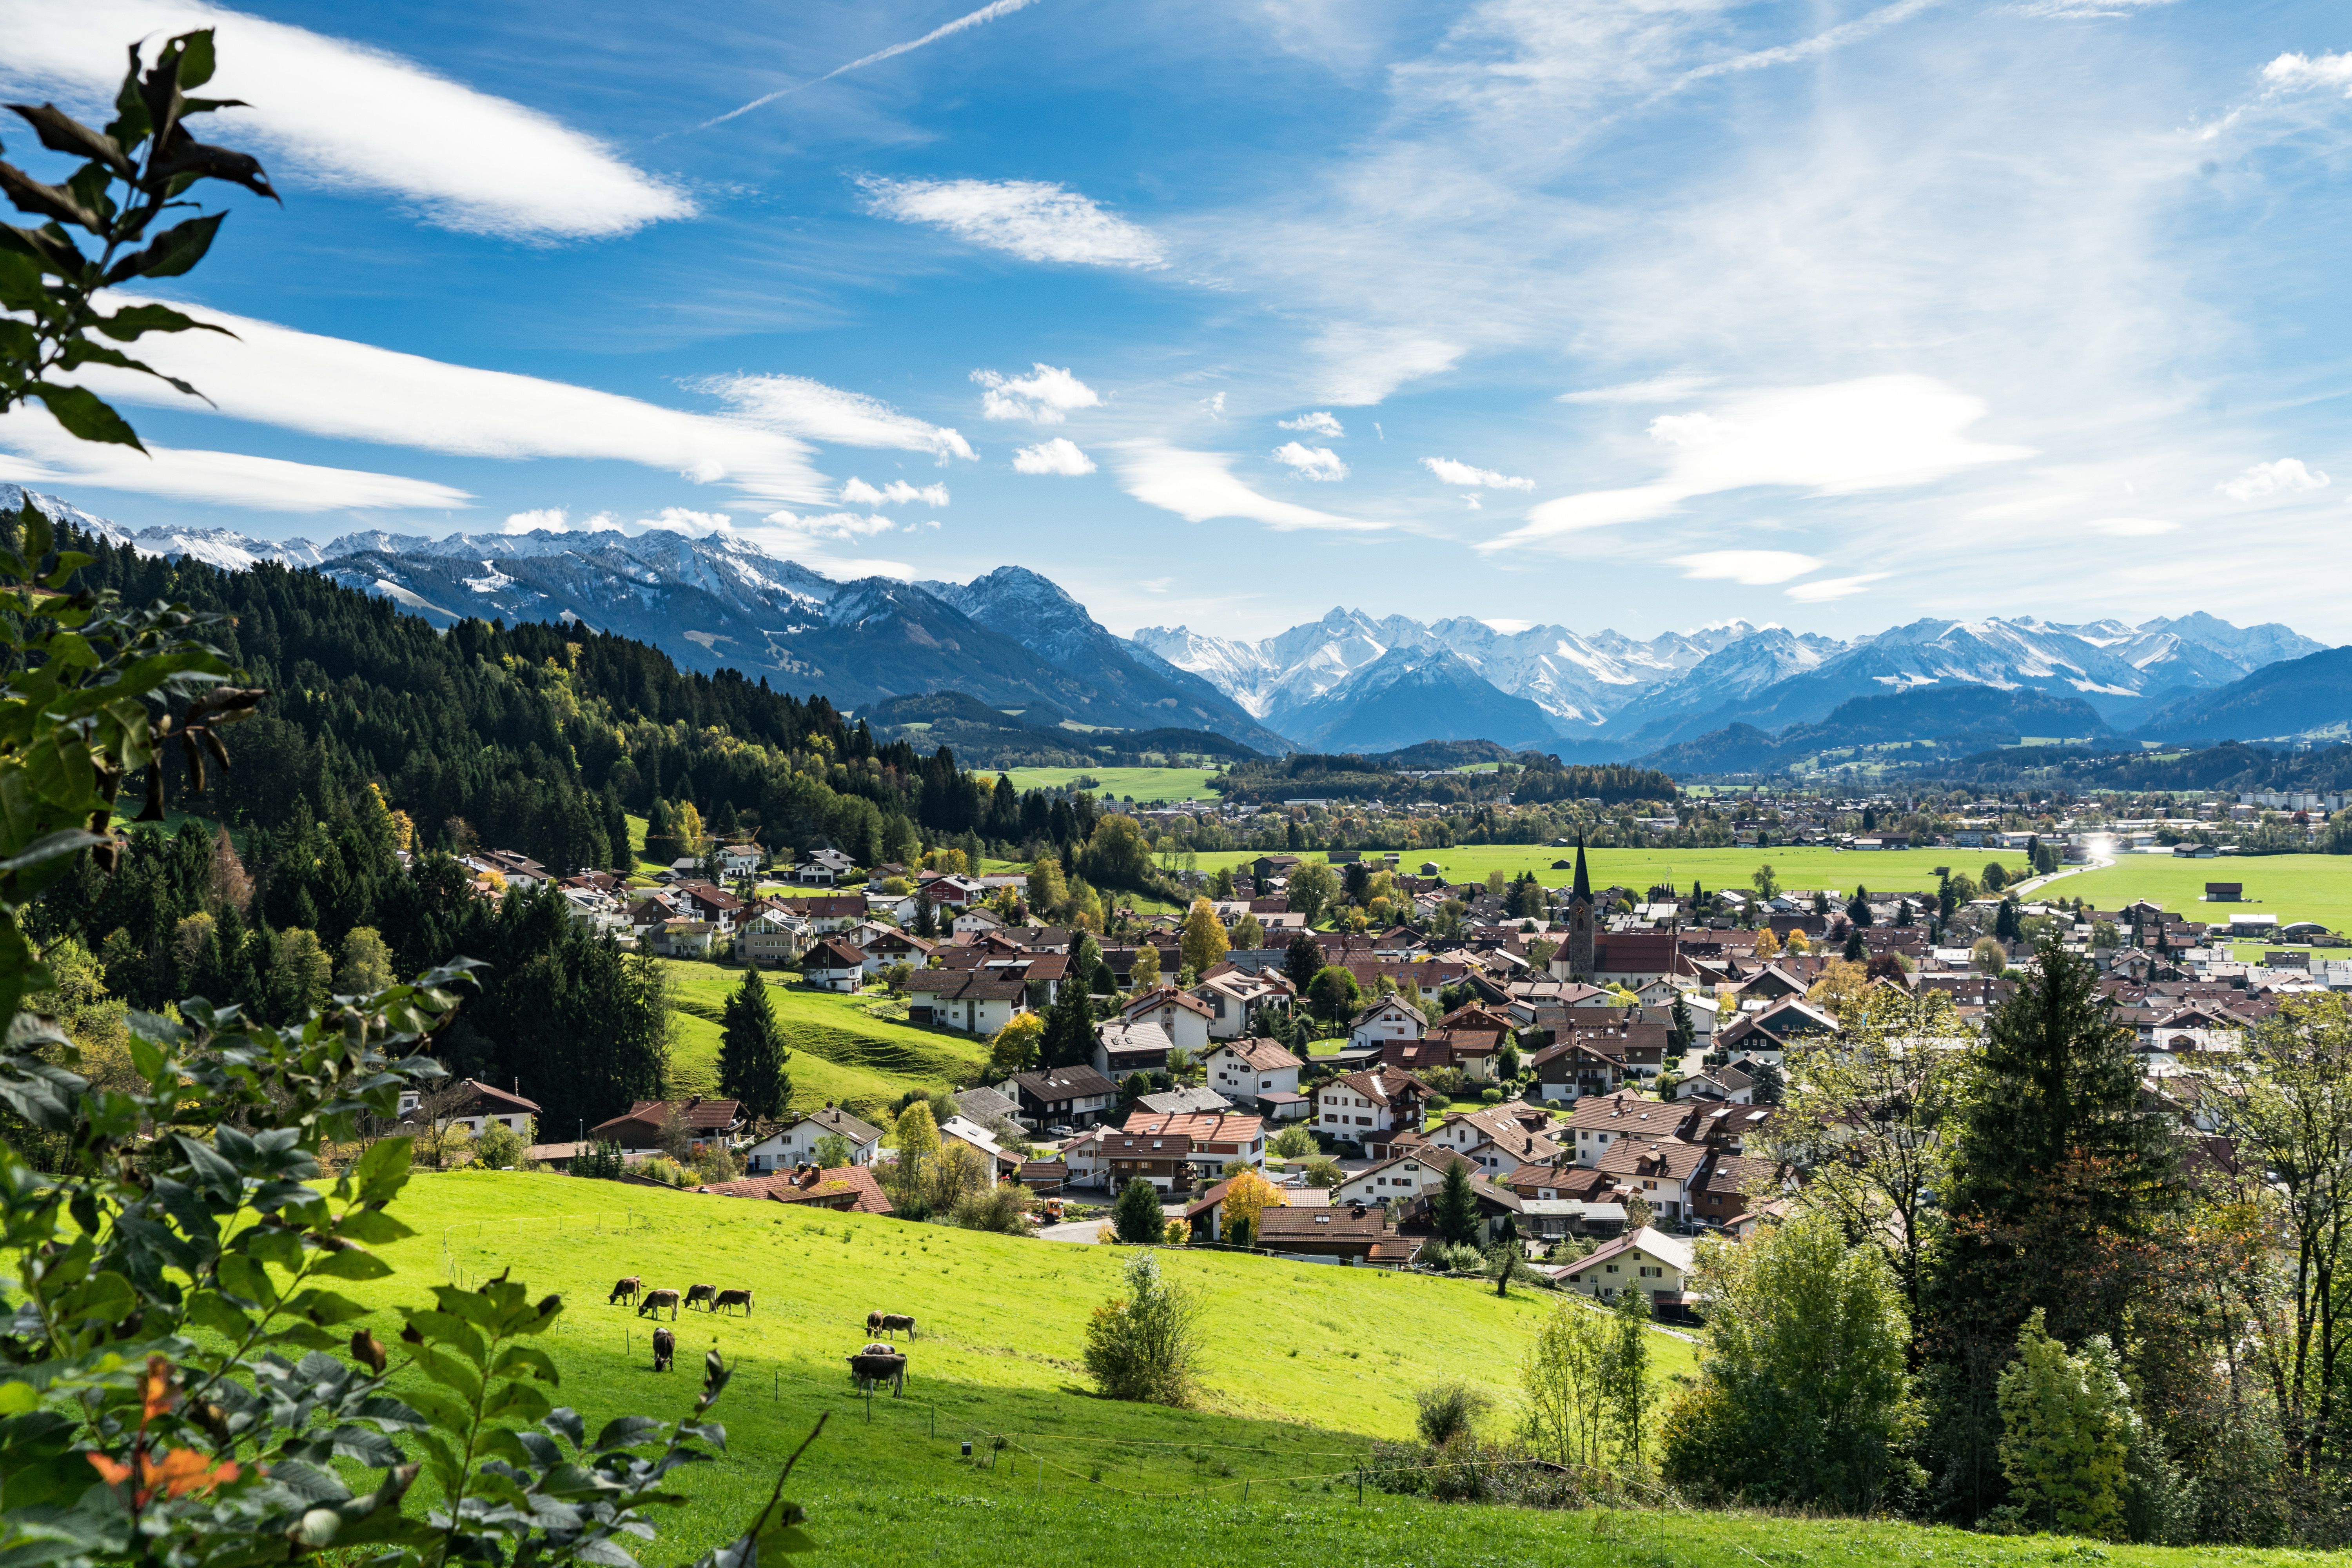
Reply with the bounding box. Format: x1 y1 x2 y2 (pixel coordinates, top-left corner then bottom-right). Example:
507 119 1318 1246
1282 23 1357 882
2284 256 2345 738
0 486 328 569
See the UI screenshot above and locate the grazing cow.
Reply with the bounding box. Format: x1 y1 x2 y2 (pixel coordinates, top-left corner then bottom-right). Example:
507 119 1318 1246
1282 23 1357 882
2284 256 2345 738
865 1311 917 1338
608 1276 641 1307
847 1351 906 1397
652 1327 675 1372
637 1289 681 1320
713 1288 753 1316
684 1283 717 1312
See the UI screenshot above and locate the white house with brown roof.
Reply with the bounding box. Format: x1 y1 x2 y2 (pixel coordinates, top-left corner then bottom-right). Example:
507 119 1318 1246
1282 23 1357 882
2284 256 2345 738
1203 1037 1304 1106
741 1104 883 1172
802 939 867 993
1426 1104 1563 1180
397 1079 541 1138
1348 996 1426 1050
1559 1226 1695 1311
1120 1110 1265 1177
1313 1067 1430 1154
1596 1137 1713 1224
1563 1090 1679 1168
1118 987 1214 1054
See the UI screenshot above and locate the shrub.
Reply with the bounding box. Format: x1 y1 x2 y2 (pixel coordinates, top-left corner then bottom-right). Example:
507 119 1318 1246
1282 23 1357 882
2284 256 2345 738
474 1117 528 1169
1269 1124 1319 1158
1415 1379 1492 1448
1421 1240 1485 1273
637 1155 690 1187
951 1181 1035 1234
1300 1156 1343 1189
1114 1176 1167 1242
1083 1250 1202 1406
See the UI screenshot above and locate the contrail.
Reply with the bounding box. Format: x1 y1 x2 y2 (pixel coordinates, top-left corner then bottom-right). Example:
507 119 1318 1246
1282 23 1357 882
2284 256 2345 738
692 0 1044 132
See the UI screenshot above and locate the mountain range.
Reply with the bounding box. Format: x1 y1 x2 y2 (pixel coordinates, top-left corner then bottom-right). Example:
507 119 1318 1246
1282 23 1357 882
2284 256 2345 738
9 485 2346 769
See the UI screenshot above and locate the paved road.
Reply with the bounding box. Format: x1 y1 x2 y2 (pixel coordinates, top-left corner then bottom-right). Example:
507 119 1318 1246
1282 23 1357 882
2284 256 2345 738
1036 1219 1104 1244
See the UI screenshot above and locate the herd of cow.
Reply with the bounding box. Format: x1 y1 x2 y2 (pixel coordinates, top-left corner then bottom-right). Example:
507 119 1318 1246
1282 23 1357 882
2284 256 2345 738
610 1275 916 1394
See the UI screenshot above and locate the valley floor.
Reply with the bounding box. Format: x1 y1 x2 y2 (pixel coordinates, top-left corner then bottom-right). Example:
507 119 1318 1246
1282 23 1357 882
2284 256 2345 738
353 1174 2299 1568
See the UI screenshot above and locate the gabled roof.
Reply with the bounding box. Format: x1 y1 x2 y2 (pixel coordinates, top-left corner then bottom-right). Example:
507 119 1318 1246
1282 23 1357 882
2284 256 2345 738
1211 1037 1305 1072
777 1104 882 1145
1122 986 1214 1020
1007 1064 1117 1101
805 938 867 971
1564 1225 1694 1278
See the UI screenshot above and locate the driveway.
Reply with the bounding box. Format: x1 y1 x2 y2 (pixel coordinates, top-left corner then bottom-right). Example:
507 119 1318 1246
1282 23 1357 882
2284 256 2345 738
1035 1219 1105 1244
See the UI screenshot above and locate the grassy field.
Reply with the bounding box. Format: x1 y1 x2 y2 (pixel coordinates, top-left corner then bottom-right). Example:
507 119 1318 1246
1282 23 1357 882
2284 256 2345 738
1195 844 2027 896
1003 766 1223 803
2048 854 2352 937
658 960 986 1116
342 1174 2287 1568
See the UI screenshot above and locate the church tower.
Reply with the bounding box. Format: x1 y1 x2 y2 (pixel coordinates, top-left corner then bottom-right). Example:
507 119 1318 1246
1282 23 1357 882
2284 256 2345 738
1565 834 1596 982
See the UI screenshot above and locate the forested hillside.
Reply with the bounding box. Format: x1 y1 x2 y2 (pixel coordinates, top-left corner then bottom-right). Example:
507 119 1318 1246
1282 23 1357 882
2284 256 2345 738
25 533 1149 1134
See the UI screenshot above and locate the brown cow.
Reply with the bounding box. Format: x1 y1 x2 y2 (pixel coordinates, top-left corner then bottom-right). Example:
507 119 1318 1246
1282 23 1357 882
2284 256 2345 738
683 1283 717 1312
608 1276 641 1307
847 1351 906 1396
865 1311 916 1338
652 1327 675 1372
637 1289 681 1320
713 1288 753 1316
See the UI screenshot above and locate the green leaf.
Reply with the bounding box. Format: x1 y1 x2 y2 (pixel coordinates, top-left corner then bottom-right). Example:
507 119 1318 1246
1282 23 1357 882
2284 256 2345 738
309 1247 393 1282
352 1137 413 1206
591 1415 662 1453
482 1378 553 1424
5 103 133 177
175 29 218 89
183 1289 252 1340
285 1286 370 1327
0 1381 37 1415
29 385 142 450
89 301 234 343
0 162 102 231
489 1343 558 1385
100 211 223 284
414 1346 483 1403
332 1208 414 1245
0 828 107 874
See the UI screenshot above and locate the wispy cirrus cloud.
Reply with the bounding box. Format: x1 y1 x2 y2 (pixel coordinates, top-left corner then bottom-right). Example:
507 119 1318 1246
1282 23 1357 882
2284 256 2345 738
841 477 951 507
692 0 1046 130
0 0 691 239
1672 549 1823 585
861 176 1164 267
1114 442 1384 531
0 406 467 512
1484 377 2029 552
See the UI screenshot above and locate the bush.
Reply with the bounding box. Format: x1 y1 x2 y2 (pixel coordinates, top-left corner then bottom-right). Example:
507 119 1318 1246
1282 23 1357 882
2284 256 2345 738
1421 1240 1486 1273
691 1143 741 1185
1415 1379 1492 1448
1083 1250 1202 1405
637 1155 690 1187
951 1180 1036 1234
1269 1123 1319 1158
1300 1156 1343 1189
474 1118 528 1169
1114 1176 1166 1242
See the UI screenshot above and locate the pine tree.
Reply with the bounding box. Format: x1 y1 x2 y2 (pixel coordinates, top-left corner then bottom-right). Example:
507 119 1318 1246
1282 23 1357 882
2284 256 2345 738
1042 975 1096 1069
1284 931 1323 997
718 965 792 1123
1433 1158 1481 1245
911 891 937 938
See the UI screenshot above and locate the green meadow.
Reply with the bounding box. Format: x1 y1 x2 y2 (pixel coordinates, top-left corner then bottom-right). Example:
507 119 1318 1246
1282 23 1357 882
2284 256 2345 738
2049 853 2352 938
1001 766 1224 803
1194 844 2028 897
345 1173 2295 1568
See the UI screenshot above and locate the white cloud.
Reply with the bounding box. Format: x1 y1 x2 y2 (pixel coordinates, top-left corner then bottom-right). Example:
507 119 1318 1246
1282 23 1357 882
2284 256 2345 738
1012 437 1096 475
971 364 1100 424
1114 442 1385 531
1481 618 1534 633
692 374 973 461
757 510 898 541
1307 326 1463 405
2219 458 2330 501
72 301 886 505
0 405 466 512
1485 376 2030 552
1786 573 1890 602
860 177 1164 267
1279 411 1345 437
1201 392 1227 419
1671 550 1824 586
503 508 569 533
1421 456 1533 490
698 0 1043 129
639 507 734 535
2261 51 2352 95
841 477 951 506
2013 0 2176 14
1556 374 1720 405
2085 516 2178 536
0 0 690 239
1272 442 1349 481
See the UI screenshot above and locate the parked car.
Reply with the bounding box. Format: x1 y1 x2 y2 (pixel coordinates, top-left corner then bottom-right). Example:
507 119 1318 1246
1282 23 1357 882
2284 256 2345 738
1045 1124 1075 1139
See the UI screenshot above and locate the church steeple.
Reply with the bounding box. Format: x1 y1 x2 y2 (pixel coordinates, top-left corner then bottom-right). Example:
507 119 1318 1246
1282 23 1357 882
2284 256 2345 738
1565 833 1596 983
1571 835 1592 904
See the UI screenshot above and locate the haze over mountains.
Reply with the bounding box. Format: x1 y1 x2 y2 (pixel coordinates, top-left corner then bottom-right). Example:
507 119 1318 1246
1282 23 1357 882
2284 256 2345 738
12 486 2347 769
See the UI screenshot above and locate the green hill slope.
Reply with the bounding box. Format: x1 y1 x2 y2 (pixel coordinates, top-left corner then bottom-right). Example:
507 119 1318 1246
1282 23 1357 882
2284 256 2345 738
349 1174 2269 1568
657 961 987 1115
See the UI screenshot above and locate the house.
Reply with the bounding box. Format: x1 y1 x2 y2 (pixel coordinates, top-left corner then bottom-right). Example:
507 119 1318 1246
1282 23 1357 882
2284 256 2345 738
397 1079 542 1138
1256 1201 1418 1265
1563 1090 1677 1168
1332 1146 1465 1208
648 919 720 959
1001 1065 1119 1130
1312 1067 1431 1158
1348 996 1426 1050
951 907 1007 938
2205 882 2244 903
938 1114 1024 1178
1202 1038 1304 1107
1425 1104 1563 1179
734 908 809 967
792 848 857 886
671 882 744 931
1122 1111 1265 1177
802 939 867 993
1559 1226 1696 1316
860 928 935 970
1096 1019 1176 1080
588 1097 744 1156
741 1105 883 1172
1135 1085 1234 1117
1192 969 1293 1039
766 894 866 935
475 849 550 888
1595 1136 1712 1223
1251 853 1304 884
1692 1153 1769 1228
905 966 1030 1035
699 1164 893 1215
1117 988 1215 1054
715 843 763 877
952 1085 1024 1128
1106 1129 1195 1194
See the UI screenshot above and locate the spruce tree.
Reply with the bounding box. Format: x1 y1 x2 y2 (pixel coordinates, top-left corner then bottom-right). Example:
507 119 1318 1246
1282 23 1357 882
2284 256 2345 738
1433 1158 1482 1245
1042 975 1096 1070
718 965 792 1123
1285 930 1323 997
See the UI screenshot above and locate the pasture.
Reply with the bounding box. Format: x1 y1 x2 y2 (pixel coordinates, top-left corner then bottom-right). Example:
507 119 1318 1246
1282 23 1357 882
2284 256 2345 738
2049 853 2352 938
1193 844 2028 897
348 1174 2278 1568
658 960 985 1116
1002 766 1223 803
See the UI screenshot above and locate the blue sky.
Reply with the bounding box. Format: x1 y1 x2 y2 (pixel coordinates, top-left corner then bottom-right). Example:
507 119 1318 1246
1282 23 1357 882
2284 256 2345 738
4 0 2350 642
